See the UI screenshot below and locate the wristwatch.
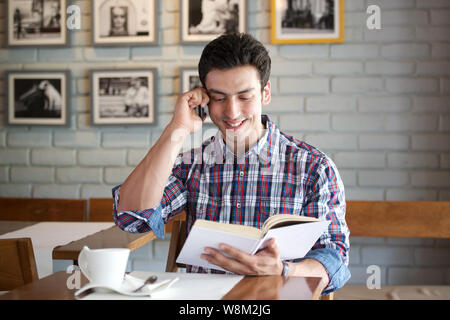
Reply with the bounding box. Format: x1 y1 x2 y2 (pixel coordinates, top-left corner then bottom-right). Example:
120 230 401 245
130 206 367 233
281 260 290 279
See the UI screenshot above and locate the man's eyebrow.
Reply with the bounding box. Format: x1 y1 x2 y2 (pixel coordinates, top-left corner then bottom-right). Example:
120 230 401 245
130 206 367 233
207 87 255 96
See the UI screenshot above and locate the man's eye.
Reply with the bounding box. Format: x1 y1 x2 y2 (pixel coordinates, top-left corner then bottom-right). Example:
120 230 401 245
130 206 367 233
239 96 252 100
212 97 225 102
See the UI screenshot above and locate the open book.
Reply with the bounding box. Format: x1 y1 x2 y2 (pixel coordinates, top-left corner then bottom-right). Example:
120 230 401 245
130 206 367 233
176 214 330 272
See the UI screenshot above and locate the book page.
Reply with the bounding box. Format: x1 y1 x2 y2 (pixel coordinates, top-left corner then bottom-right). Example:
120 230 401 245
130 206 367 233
256 220 331 260
262 214 320 234
194 219 262 239
176 226 261 272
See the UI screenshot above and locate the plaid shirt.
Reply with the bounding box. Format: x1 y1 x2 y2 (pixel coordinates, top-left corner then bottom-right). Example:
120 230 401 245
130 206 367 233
113 115 350 294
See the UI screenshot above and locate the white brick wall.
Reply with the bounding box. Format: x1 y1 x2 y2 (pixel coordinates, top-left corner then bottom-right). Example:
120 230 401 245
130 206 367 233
0 0 449 286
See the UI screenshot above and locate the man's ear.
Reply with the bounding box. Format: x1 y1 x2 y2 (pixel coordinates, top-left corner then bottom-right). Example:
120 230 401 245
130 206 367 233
262 80 271 105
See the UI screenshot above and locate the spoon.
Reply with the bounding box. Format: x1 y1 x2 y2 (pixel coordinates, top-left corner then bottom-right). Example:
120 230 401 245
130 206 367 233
133 275 158 292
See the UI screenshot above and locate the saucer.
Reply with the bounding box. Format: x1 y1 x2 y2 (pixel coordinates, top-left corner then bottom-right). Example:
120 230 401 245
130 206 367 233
74 274 179 297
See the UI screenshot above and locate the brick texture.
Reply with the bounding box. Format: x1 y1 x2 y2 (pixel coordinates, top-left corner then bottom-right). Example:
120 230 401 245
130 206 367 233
0 0 449 284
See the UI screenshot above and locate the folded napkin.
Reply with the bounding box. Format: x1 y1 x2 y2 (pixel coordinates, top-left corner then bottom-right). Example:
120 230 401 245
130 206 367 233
74 274 179 297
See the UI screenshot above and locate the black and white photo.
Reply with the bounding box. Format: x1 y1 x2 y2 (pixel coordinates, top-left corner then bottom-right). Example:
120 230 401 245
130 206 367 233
7 0 67 46
180 68 212 123
91 70 156 125
271 0 344 44
181 0 246 43
92 0 156 45
7 71 69 126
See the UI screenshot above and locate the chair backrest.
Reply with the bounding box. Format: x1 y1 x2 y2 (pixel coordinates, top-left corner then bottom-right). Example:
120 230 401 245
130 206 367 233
0 197 86 221
165 212 187 272
165 220 187 272
0 238 39 291
346 201 450 238
88 198 114 222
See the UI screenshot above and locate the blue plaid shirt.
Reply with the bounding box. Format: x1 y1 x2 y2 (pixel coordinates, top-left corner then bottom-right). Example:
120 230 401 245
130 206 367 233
113 115 350 294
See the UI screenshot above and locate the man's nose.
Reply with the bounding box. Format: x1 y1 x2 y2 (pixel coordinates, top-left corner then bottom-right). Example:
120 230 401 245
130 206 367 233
224 97 240 119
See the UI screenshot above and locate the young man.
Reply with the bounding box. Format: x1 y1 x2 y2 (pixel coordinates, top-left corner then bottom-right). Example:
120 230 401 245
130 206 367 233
113 33 350 295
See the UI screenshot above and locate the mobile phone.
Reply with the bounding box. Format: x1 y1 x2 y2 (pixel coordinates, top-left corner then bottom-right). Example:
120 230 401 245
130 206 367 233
194 105 207 121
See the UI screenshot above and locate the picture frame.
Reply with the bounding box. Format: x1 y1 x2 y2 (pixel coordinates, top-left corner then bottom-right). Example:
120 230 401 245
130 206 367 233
6 70 70 126
91 69 157 125
180 67 212 123
180 0 247 44
92 0 157 46
271 0 344 44
7 0 68 47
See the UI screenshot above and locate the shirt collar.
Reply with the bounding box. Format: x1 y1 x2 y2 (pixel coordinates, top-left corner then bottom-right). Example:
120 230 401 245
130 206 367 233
203 115 280 166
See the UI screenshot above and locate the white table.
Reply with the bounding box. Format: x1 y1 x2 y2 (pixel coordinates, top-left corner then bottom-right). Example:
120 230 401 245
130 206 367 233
0 222 114 278
80 271 245 300
78 271 322 300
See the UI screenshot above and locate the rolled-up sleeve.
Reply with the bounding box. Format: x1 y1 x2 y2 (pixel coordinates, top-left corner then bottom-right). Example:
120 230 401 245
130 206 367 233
301 156 351 294
302 247 351 295
112 153 190 239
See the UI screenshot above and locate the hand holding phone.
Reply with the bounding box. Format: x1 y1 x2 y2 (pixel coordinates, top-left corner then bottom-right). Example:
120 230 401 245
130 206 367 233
172 88 208 133
194 105 207 121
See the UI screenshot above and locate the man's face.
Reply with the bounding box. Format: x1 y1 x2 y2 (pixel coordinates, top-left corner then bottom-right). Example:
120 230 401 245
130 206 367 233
205 65 271 152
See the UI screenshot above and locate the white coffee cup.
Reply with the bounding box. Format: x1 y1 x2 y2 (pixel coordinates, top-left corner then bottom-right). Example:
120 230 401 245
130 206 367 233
78 246 130 290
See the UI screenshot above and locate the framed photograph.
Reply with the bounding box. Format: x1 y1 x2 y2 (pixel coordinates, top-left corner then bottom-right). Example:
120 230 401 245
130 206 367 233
180 68 212 123
6 70 70 126
92 0 157 45
181 0 247 44
7 0 68 46
271 0 344 44
91 69 156 125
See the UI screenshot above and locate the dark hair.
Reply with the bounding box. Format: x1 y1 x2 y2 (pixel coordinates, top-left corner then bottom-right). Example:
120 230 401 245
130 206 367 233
198 33 271 91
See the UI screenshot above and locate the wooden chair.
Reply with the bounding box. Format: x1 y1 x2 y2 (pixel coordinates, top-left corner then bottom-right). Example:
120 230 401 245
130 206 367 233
0 197 86 222
0 238 39 291
165 214 187 273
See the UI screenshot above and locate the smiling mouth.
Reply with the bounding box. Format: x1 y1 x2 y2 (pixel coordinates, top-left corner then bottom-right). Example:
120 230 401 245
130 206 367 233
224 119 247 131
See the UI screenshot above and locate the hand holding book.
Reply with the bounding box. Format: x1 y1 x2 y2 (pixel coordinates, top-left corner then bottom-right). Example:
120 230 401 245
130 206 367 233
200 238 284 276
176 214 330 272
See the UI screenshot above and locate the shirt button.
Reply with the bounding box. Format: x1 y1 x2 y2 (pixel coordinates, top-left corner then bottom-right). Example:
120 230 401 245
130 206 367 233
239 171 244 177
236 202 241 208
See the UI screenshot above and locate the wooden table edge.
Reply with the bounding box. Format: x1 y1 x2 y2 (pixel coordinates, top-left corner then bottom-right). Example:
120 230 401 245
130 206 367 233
309 277 326 300
0 272 324 301
125 231 157 251
52 227 157 261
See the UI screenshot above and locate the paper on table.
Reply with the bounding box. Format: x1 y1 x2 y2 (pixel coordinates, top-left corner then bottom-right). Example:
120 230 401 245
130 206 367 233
80 272 244 300
75 274 179 298
0 222 114 278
